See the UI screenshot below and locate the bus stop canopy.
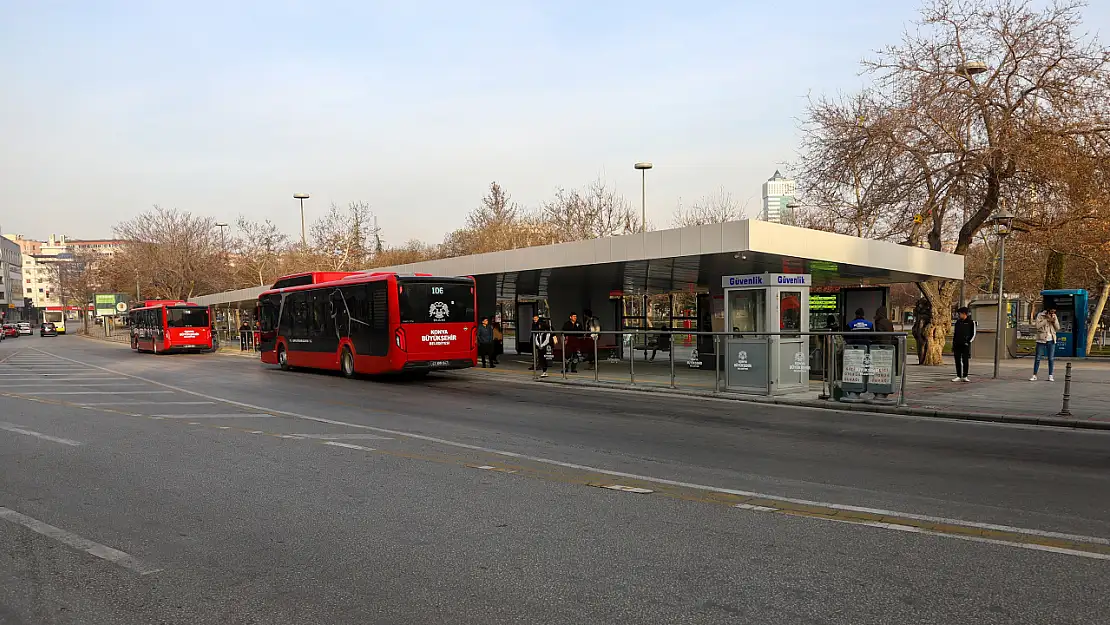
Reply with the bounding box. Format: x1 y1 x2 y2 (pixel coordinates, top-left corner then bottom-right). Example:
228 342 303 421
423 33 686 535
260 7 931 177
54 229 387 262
191 220 963 307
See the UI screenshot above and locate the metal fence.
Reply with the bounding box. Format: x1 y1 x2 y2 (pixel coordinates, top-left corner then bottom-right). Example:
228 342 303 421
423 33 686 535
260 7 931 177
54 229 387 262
529 329 909 406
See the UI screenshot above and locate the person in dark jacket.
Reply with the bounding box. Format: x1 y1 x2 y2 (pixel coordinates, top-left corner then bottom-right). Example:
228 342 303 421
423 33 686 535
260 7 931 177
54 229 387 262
951 306 976 382
561 312 582 373
477 317 495 368
873 307 895 344
531 314 553 377
239 322 251 351
845 308 873 345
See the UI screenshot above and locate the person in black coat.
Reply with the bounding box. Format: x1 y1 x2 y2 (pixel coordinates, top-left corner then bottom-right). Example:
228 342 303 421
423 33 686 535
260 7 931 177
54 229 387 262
561 312 582 373
476 317 495 368
951 306 976 382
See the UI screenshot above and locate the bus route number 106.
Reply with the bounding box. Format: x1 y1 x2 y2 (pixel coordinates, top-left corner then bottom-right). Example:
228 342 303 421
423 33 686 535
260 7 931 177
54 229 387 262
431 286 444 295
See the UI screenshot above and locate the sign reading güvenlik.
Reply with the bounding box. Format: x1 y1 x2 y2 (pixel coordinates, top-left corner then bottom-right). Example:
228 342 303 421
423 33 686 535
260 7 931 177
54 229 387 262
722 273 812 288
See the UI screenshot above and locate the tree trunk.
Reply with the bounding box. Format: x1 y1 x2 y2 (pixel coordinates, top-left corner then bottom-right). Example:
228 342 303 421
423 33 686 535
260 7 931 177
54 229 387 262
1087 281 1108 355
1044 251 1066 290
916 280 957 366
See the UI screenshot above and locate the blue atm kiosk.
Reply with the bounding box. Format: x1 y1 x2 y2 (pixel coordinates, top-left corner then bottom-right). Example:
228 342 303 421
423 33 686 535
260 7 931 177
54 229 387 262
1040 289 1088 358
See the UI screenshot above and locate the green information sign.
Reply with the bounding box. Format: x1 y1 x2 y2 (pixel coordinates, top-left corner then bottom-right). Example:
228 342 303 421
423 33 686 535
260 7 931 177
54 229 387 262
93 293 129 316
809 294 839 311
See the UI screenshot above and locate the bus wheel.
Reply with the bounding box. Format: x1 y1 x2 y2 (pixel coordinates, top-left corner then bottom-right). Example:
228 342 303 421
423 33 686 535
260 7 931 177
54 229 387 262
340 348 356 379
278 346 291 371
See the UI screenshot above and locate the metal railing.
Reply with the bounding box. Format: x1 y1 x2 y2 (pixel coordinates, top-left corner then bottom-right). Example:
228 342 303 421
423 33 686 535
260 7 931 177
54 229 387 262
528 329 909 406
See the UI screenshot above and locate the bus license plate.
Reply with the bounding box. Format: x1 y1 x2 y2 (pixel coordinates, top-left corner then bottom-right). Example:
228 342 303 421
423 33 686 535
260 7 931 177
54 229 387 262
430 360 449 367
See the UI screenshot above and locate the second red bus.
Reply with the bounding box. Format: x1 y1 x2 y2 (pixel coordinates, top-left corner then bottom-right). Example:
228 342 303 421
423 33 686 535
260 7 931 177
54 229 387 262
129 301 214 354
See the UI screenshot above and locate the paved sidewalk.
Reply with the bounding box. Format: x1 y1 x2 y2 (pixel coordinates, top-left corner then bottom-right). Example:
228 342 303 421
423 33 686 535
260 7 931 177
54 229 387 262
467 352 1110 427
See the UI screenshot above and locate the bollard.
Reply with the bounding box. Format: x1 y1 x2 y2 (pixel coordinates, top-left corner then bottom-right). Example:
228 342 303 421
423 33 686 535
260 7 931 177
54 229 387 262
629 333 635 385
561 333 567 380
1057 362 1073 417
594 334 599 383
713 334 721 393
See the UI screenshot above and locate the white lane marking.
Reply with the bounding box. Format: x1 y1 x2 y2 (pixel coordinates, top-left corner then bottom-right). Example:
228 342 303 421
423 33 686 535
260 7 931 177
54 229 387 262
323 441 376 452
150 413 273 419
596 484 655 494
0 422 82 446
30 347 1110 553
280 433 392 440
733 503 779 512
13 391 174 395
0 507 162 574
78 401 217 406
0 383 147 388
0 377 127 382
815 516 1110 561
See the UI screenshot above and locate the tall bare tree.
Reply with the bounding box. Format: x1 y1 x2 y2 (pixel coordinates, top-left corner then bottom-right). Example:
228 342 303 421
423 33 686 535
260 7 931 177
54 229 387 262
45 250 101 333
542 177 642 240
310 201 377 271
107 206 232 300
798 0 1110 364
672 187 746 226
233 216 289 287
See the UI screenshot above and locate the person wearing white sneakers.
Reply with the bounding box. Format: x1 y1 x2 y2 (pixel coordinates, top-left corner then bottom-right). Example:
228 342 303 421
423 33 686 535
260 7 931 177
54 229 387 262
1030 306 1061 382
951 306 976 382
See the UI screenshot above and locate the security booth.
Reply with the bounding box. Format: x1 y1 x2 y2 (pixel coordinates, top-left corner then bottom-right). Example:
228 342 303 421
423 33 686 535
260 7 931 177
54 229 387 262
1041 289 1088 358
722 273 810 395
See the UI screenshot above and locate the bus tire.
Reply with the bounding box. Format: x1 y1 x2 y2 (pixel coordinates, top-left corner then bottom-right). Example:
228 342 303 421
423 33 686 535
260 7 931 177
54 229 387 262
278 345 291 371
340 347 356 379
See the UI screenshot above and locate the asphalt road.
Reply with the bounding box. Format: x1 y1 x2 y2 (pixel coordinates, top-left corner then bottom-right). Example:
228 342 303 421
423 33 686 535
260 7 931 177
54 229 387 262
1 336 1108 624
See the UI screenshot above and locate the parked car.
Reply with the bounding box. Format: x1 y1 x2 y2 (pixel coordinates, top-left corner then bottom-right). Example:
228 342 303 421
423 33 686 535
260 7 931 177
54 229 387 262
2 324 20 338
17 322 32 336
40 322 58 337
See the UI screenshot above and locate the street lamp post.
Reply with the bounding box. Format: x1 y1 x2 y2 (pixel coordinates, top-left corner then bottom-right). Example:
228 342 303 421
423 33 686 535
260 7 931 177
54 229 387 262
955 61 987 309
293 193 310 246
634 162 653 233
990 203 1014 379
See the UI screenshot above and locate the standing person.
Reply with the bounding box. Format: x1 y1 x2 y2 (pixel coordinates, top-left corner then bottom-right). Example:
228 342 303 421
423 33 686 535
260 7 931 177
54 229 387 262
912 298 931 365
1031 306 1061 381
477 317 495 368
846 308 873 345
873 307 895 343
648 324 671 362
581 309 601 370
951 306 976 382
532 313 553 377
491 321 503 366
561 312 582 373
239 321 251 352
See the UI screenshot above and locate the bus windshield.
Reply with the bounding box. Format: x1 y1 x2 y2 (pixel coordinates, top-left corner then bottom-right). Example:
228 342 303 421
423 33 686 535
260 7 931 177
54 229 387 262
166 307 209 328
398 282 473 324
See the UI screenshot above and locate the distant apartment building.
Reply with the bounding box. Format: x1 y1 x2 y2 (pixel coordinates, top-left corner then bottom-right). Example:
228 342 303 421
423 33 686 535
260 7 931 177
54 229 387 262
0 235 24 320
760 170 797 224
1 234 123 309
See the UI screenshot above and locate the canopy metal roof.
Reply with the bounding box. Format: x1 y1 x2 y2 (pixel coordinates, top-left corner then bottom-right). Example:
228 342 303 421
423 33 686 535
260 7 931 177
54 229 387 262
191 220 963 306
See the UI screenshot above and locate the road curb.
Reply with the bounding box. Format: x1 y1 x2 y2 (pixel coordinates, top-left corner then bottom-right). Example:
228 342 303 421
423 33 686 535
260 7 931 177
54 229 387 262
471 371 1110 431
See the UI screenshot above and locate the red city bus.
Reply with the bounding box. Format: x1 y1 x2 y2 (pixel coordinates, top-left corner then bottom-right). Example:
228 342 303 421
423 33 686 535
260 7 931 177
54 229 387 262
257 271 477 376
129 302 214 354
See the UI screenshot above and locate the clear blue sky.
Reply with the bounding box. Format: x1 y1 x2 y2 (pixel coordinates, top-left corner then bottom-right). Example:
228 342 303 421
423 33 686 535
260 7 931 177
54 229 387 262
2 1 1105 244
